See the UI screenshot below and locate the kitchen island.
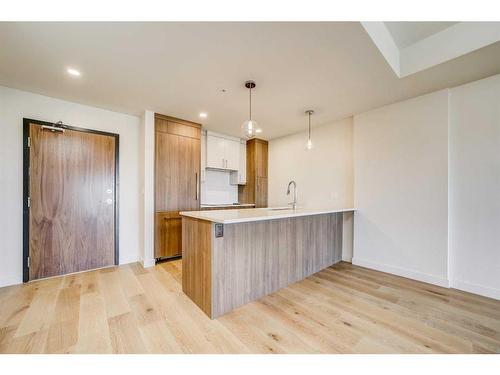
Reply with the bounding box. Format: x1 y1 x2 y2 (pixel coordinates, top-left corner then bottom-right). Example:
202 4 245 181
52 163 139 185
179 207 355 318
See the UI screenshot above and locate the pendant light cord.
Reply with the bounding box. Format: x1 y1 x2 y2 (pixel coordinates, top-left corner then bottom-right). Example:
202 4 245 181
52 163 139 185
308 111 311 140
249 87 252 121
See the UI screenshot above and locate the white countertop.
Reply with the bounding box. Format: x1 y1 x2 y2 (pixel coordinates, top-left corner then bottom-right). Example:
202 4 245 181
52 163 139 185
180 207 356 224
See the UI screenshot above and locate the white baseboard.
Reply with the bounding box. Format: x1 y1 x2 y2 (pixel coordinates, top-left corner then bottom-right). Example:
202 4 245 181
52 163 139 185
119 257 140 266
0 276 22 288
341 255 353 262
451 279 500 300
143 258 155 268
352 257 450 288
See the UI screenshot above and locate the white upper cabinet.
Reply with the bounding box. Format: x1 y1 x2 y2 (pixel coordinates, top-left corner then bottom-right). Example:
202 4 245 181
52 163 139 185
206 132 240 171
230 140 247 185
225 138 240 170
200 131 207 183
206 134 226 169
238 140 247 184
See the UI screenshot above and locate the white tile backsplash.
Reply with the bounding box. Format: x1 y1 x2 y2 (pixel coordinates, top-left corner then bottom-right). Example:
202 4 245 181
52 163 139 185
201 169 238 205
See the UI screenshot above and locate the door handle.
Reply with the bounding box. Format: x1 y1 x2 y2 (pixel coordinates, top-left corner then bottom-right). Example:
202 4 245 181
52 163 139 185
195 172 198 200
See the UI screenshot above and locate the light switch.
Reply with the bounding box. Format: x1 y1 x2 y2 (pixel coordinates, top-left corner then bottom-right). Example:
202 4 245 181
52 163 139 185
215 223 224 238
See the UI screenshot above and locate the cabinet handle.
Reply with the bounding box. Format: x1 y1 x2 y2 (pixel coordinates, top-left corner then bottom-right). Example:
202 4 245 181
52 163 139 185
225 159 228 168
195 172 198 200
222 158 224 168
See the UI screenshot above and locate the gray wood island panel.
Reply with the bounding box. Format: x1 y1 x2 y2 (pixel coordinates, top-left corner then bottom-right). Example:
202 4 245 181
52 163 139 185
181 207 352 319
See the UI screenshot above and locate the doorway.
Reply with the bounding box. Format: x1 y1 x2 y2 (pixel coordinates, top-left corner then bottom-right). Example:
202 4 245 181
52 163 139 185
23 118 119 282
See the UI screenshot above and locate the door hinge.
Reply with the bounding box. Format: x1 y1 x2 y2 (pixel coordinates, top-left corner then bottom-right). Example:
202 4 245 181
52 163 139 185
27 197 30 208
27 137 31 147
27 257 30 268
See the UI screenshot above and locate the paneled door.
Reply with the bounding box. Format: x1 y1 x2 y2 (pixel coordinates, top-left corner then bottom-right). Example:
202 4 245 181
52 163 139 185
24 120 118 281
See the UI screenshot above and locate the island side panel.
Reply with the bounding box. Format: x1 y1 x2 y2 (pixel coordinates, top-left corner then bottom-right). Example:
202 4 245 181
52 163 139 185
181 216 212 317
211 212 343 318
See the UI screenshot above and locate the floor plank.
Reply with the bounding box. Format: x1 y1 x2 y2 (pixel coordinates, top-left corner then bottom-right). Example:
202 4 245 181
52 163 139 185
0 260 499 354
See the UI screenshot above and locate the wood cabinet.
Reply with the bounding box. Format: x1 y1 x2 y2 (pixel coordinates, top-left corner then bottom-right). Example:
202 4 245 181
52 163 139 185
155 114 201 259
238 138 268 207
155 212 182 259
255 177 268 208
206 132 240 171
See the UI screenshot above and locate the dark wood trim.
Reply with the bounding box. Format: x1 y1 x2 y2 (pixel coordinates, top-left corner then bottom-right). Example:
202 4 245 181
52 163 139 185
22 121 30 283
114 133 120 266
22 118 120 282
154 113 202 129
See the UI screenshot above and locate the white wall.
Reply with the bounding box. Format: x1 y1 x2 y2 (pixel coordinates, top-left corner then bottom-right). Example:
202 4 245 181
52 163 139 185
268 117 354 261
201 170 239 204
0 86 141 287
353 90 450 286
268 117 353 208
449 75 500 299
141 110 155 268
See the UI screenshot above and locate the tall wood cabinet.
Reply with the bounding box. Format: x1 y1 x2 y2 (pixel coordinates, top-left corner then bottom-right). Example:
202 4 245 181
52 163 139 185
238 138 268 208
155 114 201 259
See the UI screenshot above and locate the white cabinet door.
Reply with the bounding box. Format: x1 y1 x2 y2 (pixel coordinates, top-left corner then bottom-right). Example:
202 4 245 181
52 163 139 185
230 140 247 185
224 139 240 171
201 131 207 182
206 135 226 169
238 141 246 184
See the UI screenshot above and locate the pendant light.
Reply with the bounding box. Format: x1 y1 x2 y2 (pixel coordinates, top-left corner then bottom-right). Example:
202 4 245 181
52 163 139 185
305 110 314 150
241 80 261 138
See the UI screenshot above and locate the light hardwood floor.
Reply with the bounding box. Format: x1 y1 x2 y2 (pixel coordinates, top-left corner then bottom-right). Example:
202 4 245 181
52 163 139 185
0 260 499 354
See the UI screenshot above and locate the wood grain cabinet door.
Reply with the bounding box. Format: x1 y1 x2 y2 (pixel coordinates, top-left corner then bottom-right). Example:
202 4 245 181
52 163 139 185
155 133 200 212
154 115 201 259
255 177 268 208
237 138 268 207
255 140 268 178
155 212 182 258
28 122 116 280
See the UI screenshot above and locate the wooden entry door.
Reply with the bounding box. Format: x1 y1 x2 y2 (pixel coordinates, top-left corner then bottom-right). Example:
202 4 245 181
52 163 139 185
25 120 118 281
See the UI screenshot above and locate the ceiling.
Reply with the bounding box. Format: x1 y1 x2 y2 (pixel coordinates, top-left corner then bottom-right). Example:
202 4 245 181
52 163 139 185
385 22 457 48
1 22 499 139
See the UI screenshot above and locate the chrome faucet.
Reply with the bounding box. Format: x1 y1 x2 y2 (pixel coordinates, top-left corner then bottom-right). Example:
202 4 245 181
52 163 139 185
287 180 298 210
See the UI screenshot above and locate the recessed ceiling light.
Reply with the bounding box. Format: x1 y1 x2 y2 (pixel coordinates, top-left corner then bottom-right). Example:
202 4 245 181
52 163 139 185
66 68 81 77
199 112 208 118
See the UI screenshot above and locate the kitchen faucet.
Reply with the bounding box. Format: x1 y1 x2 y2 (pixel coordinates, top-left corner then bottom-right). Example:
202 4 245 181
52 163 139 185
287 180 298 210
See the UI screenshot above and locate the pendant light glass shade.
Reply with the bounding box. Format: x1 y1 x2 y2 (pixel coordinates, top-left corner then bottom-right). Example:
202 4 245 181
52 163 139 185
305 110 314 150
241 80 261 138
306 138 313 150
242 119 259 138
